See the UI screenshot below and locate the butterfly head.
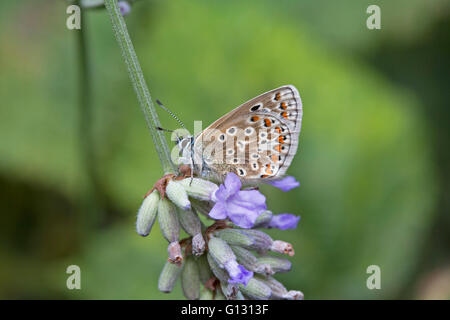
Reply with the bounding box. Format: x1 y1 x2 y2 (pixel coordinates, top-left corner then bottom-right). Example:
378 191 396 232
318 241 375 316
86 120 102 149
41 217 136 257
176 135 195 166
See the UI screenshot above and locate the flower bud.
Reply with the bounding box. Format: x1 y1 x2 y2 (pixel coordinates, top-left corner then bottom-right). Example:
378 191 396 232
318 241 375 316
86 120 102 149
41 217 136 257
221 282 240 300
178 178 218 201
176 208 201 236
166 180 191 210
242 229 274 251
214 288 226 300
216 229 255 247
235 291 246 300
181 256 201 300
197 254 213 284
257 256 292 273
158 197 180 243
270 240 295 256
190 198 214 216
239 278 272 300
207 237 236 267
254 275 288 299
167 241 183 265
158 260 182 293
285 290 304 300
199 287 214 300
208 239 254 286
136 190 159 236
192 233 206 256
253 210 273 228
231 246 273 275
207 253 228 283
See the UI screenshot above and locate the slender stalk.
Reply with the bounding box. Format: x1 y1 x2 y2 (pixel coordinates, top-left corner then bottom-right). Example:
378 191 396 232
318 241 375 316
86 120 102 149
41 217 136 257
76 0 103 227
104 0 175 174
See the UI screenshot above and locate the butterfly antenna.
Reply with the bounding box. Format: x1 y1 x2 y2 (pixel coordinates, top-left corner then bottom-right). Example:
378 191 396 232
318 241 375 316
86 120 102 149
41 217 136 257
156 126 173 133
156 99 186 130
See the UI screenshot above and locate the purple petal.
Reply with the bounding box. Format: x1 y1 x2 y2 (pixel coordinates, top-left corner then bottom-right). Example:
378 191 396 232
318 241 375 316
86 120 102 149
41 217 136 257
233 190 267 211
213 184 229 202
268 214 301 230
225 260 253 286
268 176 300 192
224 172 242 195
226 202 262 228
209 202 228 220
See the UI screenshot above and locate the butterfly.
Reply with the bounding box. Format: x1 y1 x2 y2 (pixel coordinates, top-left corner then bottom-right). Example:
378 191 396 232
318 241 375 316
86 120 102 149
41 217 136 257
175 85 303 184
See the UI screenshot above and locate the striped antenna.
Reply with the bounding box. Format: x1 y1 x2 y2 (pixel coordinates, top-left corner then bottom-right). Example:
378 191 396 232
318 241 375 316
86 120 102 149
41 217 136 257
156 99 186 130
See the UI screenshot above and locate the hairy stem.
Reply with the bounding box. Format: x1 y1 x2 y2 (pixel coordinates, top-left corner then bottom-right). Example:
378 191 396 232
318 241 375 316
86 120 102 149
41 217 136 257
104 0 175 174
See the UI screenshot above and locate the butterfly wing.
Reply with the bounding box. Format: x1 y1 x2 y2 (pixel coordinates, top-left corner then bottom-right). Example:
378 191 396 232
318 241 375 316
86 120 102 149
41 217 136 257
194 85 302 183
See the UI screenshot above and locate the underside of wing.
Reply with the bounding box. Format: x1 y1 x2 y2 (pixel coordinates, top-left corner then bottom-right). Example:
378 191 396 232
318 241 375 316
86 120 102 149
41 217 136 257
195 85 303 183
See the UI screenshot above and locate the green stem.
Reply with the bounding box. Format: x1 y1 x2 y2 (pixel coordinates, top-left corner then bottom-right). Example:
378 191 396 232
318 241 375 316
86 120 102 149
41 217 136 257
76 0 104 227
104 0 175 174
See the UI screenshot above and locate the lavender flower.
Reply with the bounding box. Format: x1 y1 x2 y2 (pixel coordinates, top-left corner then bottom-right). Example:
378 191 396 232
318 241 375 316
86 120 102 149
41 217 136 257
137 169 303 300
210 173 266 228
268 176 300 192
208 237 254 286
268 214 301 230
224 260 253 286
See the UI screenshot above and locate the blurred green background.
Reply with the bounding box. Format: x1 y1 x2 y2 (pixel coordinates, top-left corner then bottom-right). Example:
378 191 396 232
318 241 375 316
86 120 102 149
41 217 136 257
0 0 449 299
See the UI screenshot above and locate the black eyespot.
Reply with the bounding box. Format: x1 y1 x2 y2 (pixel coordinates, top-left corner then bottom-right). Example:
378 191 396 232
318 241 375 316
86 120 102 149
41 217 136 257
250 104 261 111
219 134 225 141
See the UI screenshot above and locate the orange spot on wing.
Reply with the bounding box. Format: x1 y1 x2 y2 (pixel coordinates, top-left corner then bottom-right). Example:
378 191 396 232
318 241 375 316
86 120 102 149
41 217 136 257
265 168 273 174
274 145 282 152
260 174 269 178
264 119 271 127
280 102 287 110
278 136 285 144
271 154 278 162
274 92 281 101
281 112 288 119
251 116 260 122
275 127 281 134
